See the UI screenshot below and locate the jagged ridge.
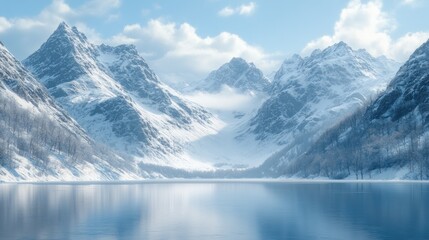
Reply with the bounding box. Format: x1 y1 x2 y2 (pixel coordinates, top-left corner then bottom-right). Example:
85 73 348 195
23 22 213 169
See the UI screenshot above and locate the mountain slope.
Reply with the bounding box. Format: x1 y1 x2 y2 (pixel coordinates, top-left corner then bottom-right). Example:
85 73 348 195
23 22 215 169
252 42 399 140
180 58 278 169
368 40 429 122
0 41 138 181
283 39 429 180
250 42 400 174
194 57 271 93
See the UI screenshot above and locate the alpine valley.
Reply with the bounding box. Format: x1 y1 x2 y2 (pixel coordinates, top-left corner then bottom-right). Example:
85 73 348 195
2 22 429 181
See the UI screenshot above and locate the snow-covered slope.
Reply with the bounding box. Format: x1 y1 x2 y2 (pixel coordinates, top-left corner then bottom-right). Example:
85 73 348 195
174 57 279 168
0 41 141 181
0 42 83 135
367 39 429 122
194 57 271 93
4 22 407 179
251 42 400 173
179 58 277 168
181 44 400 170
280 39 429 180
23 22 215 170
182 87 274 168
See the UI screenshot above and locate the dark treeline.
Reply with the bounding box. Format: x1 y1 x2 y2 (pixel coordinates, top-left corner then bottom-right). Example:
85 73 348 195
284 103 429 180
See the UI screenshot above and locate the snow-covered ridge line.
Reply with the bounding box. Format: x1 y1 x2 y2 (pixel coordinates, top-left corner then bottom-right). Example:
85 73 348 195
3 20 428 181
252 41 401 176
23 22 217 171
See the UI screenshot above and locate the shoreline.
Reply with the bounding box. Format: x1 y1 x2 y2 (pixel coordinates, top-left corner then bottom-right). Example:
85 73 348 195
2 178 429 185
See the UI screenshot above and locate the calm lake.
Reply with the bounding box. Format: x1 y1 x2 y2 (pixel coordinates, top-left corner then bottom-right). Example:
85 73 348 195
0 181 428 240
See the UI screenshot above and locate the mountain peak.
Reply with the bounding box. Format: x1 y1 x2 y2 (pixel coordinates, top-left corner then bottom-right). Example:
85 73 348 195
407 38 429 61
50 22 89 45
228 57 250 69
57 21 70 29
23 23 97 89
384 38 429 91
327 41 352 53
54 21 73 36
229 57 246 63
304 42 355 61
366 38 429 123
195 57 270 92
336 41 349 47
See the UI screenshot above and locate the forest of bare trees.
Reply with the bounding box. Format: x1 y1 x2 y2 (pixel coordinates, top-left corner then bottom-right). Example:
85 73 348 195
285 105 429 180
0 94 97 172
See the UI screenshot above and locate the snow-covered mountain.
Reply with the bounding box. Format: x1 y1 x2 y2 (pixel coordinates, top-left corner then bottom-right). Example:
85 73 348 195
367 40 429 122
0 41 139 181
180 43 400 171
2 21 414 180
23 22 215 169
178 57 279 169
252 42 399 140
280 39 429 180
250 42 400 173
194 57 271 93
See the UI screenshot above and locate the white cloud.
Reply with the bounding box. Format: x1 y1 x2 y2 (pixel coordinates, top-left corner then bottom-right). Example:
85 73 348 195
391 32 429 60
302 0 429 61
218 7 235 17
402 0 415 5
0 17 12 33
79 0 121 16
239 2 256 15
185 86 256 111
0 0 274 87
0 0 74 59
109 19 279 86
0 0 120 59
218 2 256 17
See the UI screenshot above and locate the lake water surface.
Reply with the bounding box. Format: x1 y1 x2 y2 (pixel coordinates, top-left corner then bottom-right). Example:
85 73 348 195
0 181 428 240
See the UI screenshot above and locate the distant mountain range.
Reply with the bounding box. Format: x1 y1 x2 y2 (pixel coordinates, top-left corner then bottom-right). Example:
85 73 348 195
251 41 400 176
1 22 429 181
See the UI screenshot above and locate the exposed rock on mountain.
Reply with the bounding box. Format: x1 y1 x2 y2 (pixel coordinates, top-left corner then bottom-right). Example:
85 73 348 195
278 40 429 180
24 22 214 169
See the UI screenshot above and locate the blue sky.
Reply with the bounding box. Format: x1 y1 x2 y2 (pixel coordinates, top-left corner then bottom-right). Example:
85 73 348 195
0 0 428 84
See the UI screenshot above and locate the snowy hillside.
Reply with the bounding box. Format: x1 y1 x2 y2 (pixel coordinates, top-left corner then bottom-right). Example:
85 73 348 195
23 22 217 170
0 41 142 181
251 42 400 174
182 87 275 169
367 39 429 122
282 39 429 180
181 58 277 169
2 21 415 180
